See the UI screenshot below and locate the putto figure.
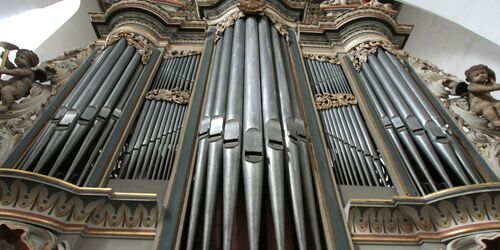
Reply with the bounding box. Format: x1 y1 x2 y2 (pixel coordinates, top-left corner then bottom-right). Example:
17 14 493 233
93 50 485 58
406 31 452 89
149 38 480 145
464 64 500 129
0 48 39 112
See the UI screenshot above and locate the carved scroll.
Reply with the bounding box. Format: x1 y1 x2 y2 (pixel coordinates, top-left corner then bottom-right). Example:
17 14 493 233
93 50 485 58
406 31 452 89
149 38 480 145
104 31 154 64
145 88 191 105
315 93 357 110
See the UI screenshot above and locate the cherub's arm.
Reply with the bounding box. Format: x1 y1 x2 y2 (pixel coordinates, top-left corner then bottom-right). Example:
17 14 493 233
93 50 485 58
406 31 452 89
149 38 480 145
0 52 15 69
0 67 32 77
468 83 500 93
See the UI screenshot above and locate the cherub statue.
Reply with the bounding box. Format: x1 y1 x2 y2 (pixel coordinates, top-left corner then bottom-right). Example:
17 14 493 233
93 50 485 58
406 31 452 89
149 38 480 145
323 0 362 6
364 0 393 10
464 64 500 129
0 49 39 112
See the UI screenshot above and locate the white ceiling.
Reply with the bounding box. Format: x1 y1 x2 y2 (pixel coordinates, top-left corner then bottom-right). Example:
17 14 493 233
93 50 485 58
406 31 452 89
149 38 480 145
0 0 63 19
398 0 500 47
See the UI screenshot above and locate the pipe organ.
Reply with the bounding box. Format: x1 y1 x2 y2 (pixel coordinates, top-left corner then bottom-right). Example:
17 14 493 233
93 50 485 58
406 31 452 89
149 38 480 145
0 0 498 249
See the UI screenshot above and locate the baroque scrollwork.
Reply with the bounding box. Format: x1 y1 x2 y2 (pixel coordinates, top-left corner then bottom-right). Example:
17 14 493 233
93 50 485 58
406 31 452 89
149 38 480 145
164 50 202 59
0 45 94 165
104 31 154 64
407 55 500 171
315 93 357 110
0 173 158 237
146 88 191 105
347 184 500 243
303 54 340 64
348 40 404 71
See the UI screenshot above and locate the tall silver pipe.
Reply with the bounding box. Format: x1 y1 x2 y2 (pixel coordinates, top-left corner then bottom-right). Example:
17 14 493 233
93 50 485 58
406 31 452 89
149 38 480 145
261 19 287 250
201 24 233 250
242 16 264 250
221 18 244 250
280 37 321 249
185 39 224 250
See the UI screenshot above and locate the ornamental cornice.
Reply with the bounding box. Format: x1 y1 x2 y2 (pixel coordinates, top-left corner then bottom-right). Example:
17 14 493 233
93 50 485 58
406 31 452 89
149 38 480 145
90 0 206 34
303 54 340 64
298 7 412 35
0 169 158 238
347 183 500 243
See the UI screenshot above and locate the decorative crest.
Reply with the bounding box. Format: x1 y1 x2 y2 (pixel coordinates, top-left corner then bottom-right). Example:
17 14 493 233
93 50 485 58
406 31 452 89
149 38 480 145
315 93 357 110
104 31 154 64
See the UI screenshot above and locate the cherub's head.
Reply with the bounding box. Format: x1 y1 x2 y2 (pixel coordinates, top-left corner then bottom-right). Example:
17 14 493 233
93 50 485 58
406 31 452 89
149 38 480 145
465 64 495 84
14 49 39 68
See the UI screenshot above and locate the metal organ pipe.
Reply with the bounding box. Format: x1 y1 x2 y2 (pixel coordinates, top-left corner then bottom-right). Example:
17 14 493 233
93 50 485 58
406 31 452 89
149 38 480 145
116 53 200 182
353 48 484 194
15 39 153 185
184 15 322 249
304 58 393 189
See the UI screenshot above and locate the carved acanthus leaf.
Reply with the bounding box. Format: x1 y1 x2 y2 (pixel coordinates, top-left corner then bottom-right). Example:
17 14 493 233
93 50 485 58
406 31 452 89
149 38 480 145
347 186 500 242
104 31 154 64
303 54 340 64
164 50 202 59
146 88 190 105
315 93 357 110
348 40 405 71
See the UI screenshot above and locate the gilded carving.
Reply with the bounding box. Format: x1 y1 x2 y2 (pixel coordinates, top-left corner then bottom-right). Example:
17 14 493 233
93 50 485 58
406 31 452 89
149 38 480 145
348 40 404 71
347 185 500 243
238 0 266 13
407 56 500 172
303 54 340 64
164 50 202 59
104 31 154 64
215 12 246 42
315 93 357 110
146 88 191 105
320 0 362 7
0 177 157 237
0 45 94 165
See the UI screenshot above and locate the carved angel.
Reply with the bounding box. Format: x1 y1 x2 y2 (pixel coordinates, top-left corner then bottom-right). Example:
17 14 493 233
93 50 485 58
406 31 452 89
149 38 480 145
464 64 500 129
0 48 39 112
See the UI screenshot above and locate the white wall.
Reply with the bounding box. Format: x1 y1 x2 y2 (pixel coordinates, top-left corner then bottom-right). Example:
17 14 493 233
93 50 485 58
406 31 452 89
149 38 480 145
397 4 500 88
399 0 500 47
35 0 100 61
